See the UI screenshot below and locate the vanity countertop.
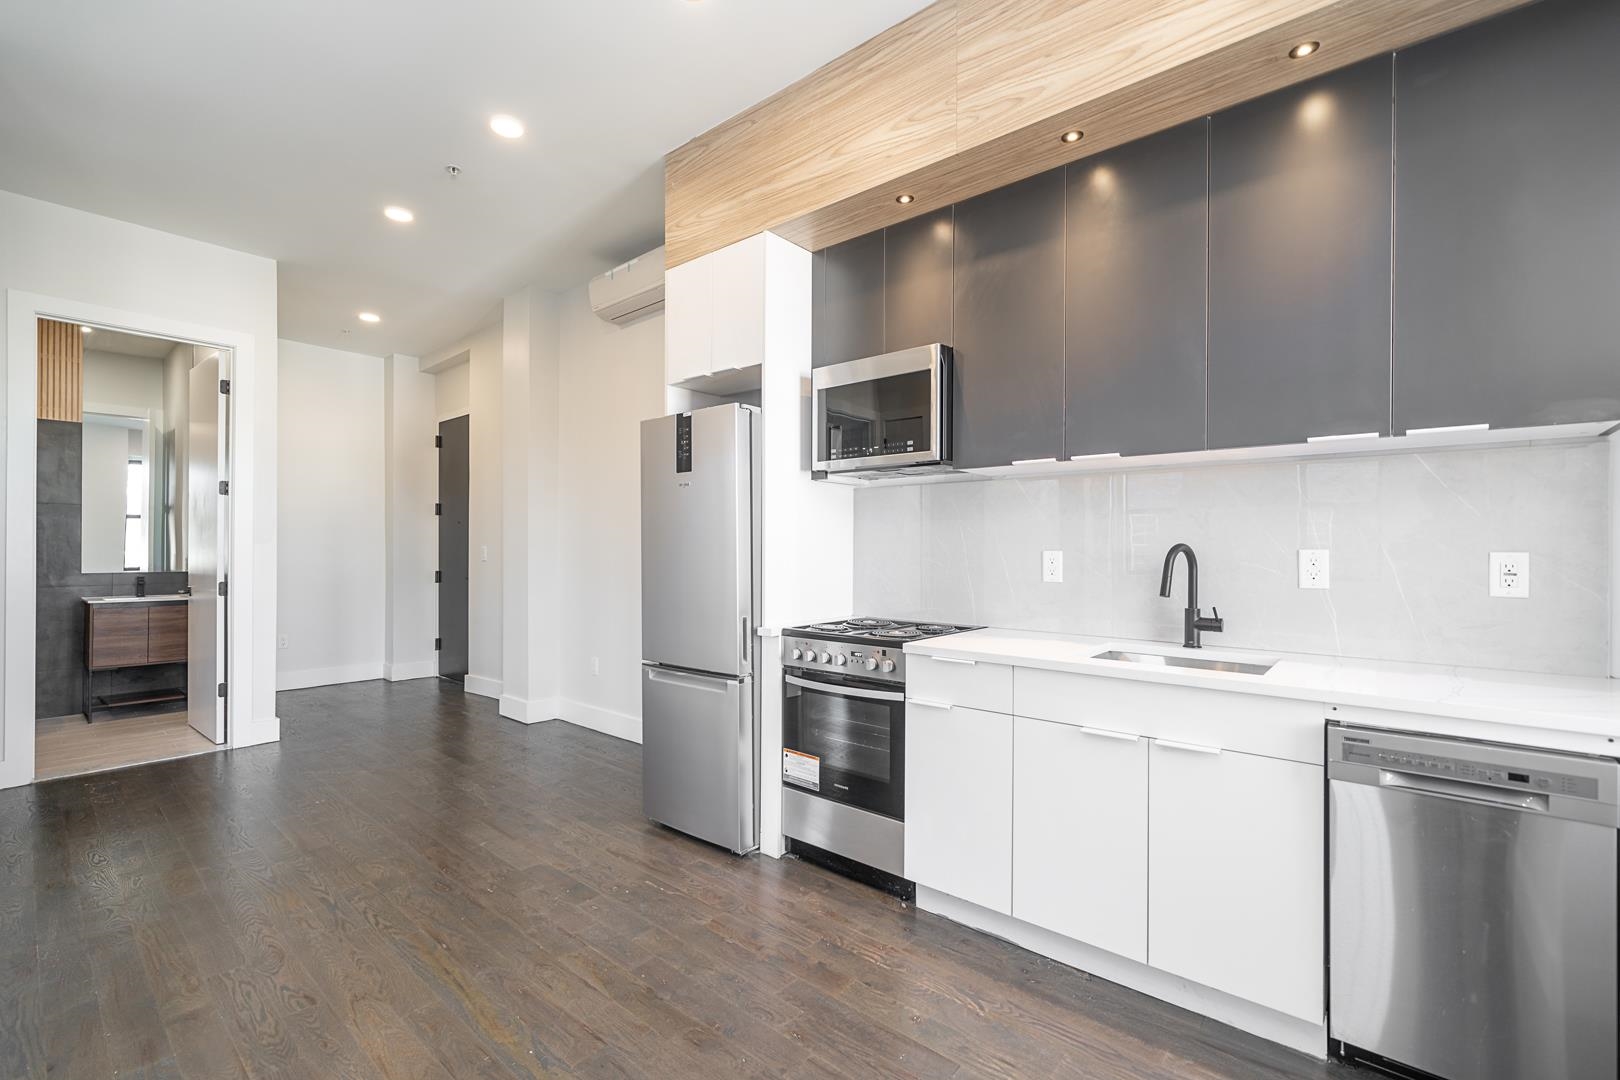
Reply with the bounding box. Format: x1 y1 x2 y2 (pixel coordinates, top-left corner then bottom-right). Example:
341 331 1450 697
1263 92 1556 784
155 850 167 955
907 627 1620 756
83 594 189 605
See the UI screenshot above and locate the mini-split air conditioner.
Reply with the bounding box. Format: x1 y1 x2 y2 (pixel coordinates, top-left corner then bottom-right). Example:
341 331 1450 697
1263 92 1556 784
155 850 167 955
588 245 665 324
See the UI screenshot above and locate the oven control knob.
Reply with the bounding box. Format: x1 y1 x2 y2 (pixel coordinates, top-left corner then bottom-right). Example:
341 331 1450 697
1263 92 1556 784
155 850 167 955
790 648 803 661
832 654 846 666
881 658 896 673
864 657 878 671
817 651 831 664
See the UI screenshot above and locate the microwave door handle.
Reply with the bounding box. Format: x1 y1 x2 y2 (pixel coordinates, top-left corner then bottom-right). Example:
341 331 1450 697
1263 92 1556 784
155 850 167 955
783 674 904 702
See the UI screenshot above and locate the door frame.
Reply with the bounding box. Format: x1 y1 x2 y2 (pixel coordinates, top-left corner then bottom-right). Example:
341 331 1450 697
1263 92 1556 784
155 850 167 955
3 289 250 788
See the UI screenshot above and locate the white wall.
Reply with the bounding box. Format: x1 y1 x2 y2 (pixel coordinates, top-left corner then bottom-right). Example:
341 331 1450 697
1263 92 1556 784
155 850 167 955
84 350 165 416
276 340 386 690
553 288 667 739
383 353 437 682
1 188 279 788
424 320 502 696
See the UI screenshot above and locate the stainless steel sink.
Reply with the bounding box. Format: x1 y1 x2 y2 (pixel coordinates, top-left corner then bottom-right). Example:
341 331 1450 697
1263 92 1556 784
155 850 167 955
1091 649 1276 677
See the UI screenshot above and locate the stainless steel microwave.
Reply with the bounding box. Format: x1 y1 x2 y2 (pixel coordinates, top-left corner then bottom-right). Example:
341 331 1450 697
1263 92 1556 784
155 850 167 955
812 344 953 475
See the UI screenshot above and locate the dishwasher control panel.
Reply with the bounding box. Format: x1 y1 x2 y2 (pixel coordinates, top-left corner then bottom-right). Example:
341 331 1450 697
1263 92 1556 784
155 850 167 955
1337 730 1606 802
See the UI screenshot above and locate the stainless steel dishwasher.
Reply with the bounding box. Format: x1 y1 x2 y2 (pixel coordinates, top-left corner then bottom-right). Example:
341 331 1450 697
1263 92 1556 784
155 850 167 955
1328 724 1618 1080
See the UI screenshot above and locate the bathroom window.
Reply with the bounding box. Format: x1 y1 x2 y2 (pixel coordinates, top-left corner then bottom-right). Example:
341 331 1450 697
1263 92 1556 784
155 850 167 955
124 457 147 572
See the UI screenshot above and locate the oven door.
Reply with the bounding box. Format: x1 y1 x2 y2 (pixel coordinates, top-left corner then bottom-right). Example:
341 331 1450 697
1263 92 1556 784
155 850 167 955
812 344 950 473
782 671 905 820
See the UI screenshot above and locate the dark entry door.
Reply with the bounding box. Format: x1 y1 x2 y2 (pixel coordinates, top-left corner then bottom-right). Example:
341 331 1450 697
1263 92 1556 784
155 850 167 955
437 415 470 682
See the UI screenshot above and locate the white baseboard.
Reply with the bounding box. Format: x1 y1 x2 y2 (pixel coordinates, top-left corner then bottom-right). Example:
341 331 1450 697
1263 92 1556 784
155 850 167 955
463 674 502 700
915 887 1328 1060
500 694 559 725
556 698 640 743
277 662 385 692
383 659 437 682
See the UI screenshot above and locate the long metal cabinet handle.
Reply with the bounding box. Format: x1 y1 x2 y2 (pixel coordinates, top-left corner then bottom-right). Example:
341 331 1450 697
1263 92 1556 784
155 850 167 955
784 674 904 702
1079 726 1141 743
1156 739 1222 755
646 668 730 692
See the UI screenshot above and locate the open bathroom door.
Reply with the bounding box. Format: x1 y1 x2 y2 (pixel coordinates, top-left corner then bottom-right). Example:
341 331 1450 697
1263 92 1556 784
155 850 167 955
186 351 228 744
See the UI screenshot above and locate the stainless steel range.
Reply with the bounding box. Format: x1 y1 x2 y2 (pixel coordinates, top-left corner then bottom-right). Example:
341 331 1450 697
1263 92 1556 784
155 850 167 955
781 618 978 887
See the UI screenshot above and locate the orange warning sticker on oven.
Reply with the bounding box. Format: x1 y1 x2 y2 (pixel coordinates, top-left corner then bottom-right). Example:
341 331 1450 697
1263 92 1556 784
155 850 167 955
782 748 820 790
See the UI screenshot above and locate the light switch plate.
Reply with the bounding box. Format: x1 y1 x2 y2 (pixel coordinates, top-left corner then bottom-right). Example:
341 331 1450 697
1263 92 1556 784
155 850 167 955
1490 551 1530 598
1042 550 1063 583
1298 549 1330 589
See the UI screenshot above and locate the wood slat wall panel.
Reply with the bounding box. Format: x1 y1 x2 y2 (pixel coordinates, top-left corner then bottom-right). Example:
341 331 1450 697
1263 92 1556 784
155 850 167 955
665 0 1530 266
37 317 84 422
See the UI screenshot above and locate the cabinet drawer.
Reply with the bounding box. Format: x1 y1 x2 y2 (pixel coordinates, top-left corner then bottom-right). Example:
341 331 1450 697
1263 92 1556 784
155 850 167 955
87 608 147 669
147 605 188 663
908 653 1013 714
1015 667 1321 764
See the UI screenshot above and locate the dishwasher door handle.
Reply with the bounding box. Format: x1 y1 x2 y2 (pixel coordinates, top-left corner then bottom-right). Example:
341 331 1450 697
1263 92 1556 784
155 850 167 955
1380 769 1551 813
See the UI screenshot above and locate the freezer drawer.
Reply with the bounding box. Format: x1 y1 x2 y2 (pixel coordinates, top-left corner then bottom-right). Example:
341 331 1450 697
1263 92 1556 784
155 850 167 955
642 665 757 854
1329 725 1619 1080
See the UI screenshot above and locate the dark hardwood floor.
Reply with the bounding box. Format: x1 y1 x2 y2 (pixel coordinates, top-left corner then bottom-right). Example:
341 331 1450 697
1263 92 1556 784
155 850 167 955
0 678 1371 1079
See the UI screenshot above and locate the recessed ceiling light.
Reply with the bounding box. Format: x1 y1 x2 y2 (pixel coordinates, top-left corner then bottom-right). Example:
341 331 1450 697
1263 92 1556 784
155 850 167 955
1288 40 1320 59
358 312 381 324
489 114 525 139
383 205 415 224
80 325 94 334
895 193 915 205
1060 129 1084 144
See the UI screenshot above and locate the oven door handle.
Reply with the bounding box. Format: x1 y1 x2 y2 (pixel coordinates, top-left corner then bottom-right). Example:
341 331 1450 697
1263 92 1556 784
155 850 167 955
783 674 905 702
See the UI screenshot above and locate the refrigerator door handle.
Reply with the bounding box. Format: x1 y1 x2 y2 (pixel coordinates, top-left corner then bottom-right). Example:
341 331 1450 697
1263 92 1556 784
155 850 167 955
645 666 733 692
741 615 750 665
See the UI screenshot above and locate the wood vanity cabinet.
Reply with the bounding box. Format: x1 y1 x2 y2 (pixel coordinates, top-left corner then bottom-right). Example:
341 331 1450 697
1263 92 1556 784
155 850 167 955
86 602 188 669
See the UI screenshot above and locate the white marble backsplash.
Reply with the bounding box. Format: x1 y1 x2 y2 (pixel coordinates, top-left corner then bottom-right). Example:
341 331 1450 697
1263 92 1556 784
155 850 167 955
853 441 1613 678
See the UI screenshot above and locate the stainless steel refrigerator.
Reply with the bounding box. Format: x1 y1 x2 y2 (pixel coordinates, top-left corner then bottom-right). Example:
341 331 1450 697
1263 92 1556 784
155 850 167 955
640 404 760 854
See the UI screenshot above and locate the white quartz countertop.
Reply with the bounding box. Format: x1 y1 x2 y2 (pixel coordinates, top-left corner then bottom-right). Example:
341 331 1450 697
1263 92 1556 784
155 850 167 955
907 627 1620 754
83 594 189 605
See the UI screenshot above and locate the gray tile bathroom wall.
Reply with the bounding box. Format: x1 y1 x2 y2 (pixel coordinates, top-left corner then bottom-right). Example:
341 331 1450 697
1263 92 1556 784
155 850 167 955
853 441 1613 677
36 420 187 719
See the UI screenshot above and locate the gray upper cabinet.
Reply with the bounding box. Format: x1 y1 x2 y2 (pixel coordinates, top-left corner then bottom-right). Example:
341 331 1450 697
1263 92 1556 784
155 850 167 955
884 207 954 353
953 168 1067 467
1394 0 1620 432
1208 57 1393 449
1065 120 1208 459
812 229 884 369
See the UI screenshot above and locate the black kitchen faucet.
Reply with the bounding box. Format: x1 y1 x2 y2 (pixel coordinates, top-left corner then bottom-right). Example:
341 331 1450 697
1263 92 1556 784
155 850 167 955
1159 543 1223 649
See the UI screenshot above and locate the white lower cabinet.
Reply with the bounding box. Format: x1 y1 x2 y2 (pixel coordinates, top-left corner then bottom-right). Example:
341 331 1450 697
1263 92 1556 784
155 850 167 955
905 704 1012 913
1147 740 1324 1022
1012 716 1148 962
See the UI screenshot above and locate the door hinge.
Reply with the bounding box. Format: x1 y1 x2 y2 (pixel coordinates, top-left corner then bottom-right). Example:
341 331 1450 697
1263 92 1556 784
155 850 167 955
219 378 231 395
434 637 442 651
434 434 442 449
434 502 442 516
217 682 227 698
434 570 442 583
218 480 229 496
217 579 227 597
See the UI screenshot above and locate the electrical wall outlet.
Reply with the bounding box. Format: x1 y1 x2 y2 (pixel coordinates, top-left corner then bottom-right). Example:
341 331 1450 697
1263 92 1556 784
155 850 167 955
1490 551 1530 598
591 656 600 676
278 634 288 650
1042 550 1064 583
1298 549 1330 589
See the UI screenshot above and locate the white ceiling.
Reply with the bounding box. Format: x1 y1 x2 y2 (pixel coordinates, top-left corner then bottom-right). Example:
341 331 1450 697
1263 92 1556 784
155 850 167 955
0 0 931 357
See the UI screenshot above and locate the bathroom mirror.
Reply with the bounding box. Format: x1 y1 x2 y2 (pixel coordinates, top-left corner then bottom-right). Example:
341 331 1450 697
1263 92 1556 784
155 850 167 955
79 334 187 573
